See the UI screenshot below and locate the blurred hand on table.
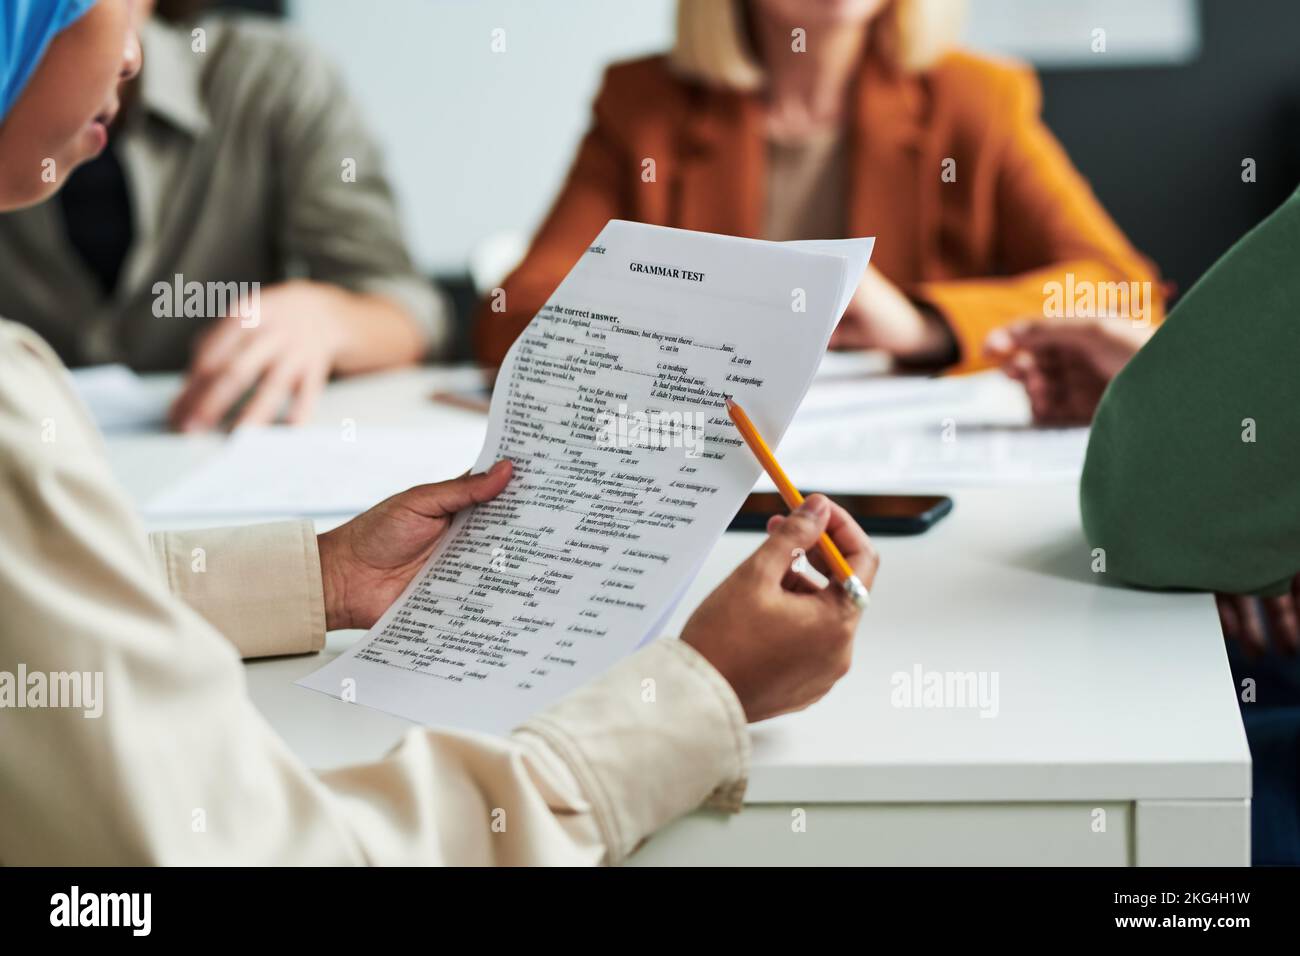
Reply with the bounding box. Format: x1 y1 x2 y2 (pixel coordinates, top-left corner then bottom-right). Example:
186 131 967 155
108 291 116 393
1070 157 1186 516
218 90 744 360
829 266 956 366
169 280 425 432
1217 577 1300 658
985 317 1154 425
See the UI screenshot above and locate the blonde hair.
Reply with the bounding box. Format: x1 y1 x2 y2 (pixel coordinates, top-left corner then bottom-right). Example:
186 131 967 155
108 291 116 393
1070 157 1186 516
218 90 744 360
671 0 966 90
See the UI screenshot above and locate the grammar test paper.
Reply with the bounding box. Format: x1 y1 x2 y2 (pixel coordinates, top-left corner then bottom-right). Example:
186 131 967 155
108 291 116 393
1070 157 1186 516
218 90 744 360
299 222 873 733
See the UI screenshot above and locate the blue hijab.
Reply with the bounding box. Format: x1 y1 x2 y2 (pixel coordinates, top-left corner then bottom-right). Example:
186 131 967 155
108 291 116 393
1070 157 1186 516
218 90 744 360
0 0 98 122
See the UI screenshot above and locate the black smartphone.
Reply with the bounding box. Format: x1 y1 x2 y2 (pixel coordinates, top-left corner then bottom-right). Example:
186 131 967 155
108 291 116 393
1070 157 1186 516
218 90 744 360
729 492 953 535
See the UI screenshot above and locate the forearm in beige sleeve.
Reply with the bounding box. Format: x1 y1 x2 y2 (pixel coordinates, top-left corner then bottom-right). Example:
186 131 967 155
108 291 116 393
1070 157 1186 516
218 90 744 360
318 638 749 866
148 521 326 659
518 638 750 863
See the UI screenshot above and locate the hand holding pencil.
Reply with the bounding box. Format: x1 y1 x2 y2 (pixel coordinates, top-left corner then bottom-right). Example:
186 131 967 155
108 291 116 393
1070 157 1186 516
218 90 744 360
726 397 873 609
680 435 879 721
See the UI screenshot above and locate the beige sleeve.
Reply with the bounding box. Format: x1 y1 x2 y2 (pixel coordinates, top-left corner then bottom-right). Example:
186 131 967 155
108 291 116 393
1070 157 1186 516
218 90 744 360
148 522 326 660
0 321 748 865
519 638 749 860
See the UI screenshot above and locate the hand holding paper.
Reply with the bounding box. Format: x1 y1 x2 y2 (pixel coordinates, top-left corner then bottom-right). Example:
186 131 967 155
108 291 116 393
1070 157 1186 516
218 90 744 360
316 462 515 631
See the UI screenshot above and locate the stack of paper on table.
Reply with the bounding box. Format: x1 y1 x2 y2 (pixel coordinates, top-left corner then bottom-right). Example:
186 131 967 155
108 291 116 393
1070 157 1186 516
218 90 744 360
771 371 1090 491
298 221 874 733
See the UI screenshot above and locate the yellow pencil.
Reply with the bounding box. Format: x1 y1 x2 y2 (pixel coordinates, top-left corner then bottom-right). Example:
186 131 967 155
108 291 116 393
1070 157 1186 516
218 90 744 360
725 397 870 609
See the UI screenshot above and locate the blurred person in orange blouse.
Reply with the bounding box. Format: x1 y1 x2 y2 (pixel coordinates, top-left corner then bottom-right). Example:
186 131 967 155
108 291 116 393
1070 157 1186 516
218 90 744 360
475 0 1162 373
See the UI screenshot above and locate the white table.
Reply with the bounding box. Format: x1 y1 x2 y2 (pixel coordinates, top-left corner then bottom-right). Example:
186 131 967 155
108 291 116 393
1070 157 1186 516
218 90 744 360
103 367 1251 866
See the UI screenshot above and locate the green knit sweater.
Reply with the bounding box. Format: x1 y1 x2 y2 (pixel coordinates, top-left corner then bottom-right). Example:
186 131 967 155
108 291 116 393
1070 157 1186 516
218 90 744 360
1081 185 1300 597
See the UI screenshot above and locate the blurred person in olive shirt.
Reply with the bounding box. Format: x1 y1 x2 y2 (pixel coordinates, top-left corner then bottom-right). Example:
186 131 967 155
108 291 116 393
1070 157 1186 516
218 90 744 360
0 0 447 431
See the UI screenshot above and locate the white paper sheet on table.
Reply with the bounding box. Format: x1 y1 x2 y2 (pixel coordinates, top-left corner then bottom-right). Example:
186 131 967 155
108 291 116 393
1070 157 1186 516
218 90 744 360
299 221 874 733
812 349 890 381
69 364 171 432
144 424 485 517
764 371 1090 491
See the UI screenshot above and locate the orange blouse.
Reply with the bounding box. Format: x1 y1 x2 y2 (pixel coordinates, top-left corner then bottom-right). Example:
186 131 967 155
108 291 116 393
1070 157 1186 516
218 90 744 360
475 50 1162 371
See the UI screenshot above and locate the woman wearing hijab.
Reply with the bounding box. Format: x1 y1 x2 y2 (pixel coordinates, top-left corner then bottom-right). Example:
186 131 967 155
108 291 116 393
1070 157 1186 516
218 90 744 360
0 0 877 865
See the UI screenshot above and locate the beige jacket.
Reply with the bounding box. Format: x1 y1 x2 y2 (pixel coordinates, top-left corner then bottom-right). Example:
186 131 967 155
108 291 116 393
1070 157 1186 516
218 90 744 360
0 320 749 865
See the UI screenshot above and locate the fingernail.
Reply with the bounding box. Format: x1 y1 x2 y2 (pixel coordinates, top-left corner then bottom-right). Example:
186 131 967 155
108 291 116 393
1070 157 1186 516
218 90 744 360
797 496 829 518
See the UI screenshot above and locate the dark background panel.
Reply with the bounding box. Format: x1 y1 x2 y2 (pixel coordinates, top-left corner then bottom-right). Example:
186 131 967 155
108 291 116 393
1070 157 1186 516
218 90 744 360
158 0 282 18
997 0 1300 299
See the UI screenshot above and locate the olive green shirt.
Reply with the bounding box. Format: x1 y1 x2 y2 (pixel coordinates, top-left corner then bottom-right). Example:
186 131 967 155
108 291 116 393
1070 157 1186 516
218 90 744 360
0 14 447 371
1081 184 1300 597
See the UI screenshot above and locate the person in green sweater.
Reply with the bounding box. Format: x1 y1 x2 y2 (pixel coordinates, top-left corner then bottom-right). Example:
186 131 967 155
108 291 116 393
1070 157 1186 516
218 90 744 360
986 184 1300 651
985 184 1300 863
